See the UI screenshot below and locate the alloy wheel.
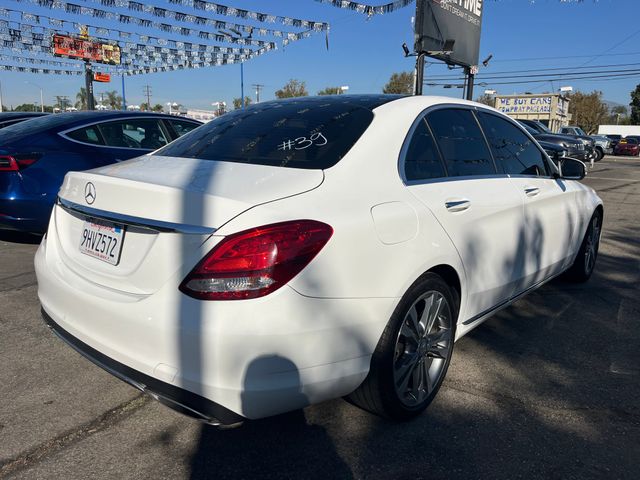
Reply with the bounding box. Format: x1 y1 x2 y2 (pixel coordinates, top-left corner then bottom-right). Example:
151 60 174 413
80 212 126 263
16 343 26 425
584 215 601 274
393 291 453 407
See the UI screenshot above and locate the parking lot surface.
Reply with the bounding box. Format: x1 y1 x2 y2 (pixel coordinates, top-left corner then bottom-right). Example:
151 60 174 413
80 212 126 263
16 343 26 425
1 156 639 480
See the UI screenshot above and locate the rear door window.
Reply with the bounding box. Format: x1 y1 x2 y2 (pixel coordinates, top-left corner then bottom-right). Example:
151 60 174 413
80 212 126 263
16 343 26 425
167 119 201 138
426 108 496 177
97 119 169 150
403 119 446 181
65 125 105 146
477 111 550 177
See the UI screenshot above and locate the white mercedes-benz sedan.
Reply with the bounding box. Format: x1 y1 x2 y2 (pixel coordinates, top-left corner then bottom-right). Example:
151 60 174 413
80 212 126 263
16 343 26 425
35 95 603 425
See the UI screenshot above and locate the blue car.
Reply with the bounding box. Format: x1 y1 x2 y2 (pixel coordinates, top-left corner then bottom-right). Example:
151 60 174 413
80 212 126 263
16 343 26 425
0 111 202 233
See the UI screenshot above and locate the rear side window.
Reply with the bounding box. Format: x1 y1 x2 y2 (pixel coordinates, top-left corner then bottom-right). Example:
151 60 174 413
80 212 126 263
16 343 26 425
168 119 200 137
98 119 169 150
477 112 550 177
426 109 495 177
154 100 375 169
403 119 446 181
66 126 104 146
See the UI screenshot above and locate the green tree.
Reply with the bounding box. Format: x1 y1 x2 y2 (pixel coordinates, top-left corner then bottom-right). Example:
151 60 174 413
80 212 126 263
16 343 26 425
630 84 640 124
75 87 96 110
317 86 342 96
275 79 308 99
105 90 122 110
152 104 164 112
14 103 38 112
567 90 609 134
140 102 150 111
609 105 629 125
475 94 494 106
383 71 414 94
233 96 253 109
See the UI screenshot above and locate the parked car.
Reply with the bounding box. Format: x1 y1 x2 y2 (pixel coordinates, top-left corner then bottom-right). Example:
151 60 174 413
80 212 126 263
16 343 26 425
537 139 567 165
0 111 49 129
557 125 600 161
606 134 622 151
624 135 640 145
590 135 614 159
0 111 202 233
36 96 603 425
518 122 585 161
614 137 640 156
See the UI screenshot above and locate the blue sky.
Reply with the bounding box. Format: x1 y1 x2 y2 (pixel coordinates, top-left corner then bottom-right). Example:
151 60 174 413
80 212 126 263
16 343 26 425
2 0 639 110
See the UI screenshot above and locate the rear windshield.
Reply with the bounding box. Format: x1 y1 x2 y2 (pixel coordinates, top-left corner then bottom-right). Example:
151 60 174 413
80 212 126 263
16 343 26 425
154 97 392 169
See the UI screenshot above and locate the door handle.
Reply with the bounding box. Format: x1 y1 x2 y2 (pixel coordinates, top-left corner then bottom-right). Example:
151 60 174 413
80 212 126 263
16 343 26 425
445 199 471 212
524 186 540 197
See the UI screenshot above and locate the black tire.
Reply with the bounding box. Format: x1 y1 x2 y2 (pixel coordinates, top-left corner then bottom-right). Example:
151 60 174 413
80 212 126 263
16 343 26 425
595 147 603 162
347 273 458 420
564 211 602 282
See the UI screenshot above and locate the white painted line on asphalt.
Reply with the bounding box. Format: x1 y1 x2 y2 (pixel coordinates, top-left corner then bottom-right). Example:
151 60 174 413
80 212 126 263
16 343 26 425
587 177 640 182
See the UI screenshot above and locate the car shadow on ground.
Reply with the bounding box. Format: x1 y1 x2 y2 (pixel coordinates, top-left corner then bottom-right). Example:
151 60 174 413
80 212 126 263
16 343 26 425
0 230 42 245
182 206 639 479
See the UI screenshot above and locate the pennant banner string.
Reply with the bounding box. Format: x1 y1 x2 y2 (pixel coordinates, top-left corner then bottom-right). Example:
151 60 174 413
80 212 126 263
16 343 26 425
13 0 317 40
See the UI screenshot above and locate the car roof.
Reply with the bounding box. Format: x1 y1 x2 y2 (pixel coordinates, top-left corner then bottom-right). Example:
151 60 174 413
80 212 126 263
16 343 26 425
0 110 201 144
242 94 408 112
0 112 49 119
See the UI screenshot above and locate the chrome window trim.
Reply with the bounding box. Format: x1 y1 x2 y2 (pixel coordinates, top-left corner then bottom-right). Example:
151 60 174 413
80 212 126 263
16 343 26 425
56 197 216 235
57 116 179 151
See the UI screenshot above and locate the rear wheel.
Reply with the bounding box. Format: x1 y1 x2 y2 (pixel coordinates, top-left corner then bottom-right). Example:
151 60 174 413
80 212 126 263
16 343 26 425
595 147 603 162
347 273 456 420
565 211 602 282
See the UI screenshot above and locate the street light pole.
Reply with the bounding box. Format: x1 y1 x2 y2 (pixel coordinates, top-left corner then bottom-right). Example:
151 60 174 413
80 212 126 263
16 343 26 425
241 62 245 109
25 81 44 112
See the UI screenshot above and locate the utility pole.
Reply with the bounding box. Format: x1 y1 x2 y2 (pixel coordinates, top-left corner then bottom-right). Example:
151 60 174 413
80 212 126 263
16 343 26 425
143 85 152 110
252 83 264 103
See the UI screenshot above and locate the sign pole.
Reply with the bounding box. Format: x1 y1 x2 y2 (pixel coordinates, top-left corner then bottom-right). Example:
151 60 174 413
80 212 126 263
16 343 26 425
85 61 95 110
466 68 475 101
414 52 426 96
121 74 127 111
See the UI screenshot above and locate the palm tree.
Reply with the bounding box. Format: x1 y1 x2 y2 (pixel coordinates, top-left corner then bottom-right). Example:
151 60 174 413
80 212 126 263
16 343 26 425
75 87 96 110
105 90 122 110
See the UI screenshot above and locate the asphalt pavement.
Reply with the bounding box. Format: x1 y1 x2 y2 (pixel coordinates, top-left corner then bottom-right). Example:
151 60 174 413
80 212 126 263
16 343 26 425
1 156 639 479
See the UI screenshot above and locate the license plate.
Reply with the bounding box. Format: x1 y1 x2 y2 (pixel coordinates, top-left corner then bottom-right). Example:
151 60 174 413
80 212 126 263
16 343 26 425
79 219 125 265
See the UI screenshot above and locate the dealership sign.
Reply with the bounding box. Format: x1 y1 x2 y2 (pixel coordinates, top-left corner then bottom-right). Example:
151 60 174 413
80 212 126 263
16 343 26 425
52 35 121 65
495 96 552 115
414 0 484 68
94 72 111 83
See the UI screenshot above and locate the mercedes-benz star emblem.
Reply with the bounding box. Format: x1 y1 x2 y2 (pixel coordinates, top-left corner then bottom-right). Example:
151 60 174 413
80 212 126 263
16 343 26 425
84 182 96 205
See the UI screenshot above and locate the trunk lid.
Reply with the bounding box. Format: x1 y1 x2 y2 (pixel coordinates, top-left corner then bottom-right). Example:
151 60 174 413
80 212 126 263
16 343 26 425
53 156 324 295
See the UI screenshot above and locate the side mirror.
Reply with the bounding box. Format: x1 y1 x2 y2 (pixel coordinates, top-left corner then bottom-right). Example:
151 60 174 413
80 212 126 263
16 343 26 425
559 157 586 180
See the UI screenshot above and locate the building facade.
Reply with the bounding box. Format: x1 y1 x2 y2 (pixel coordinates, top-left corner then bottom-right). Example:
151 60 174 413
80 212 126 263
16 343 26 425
492 93 571 133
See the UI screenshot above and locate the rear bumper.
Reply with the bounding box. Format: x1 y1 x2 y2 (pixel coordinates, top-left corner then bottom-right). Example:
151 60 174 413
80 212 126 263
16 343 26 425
0 198 51 233
42 308 243 425
35 230 396 420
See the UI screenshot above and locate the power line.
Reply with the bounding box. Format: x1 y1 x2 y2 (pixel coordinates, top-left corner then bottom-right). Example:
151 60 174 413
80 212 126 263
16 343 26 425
487 51 640 63
424 63 640 81
426 71 640 88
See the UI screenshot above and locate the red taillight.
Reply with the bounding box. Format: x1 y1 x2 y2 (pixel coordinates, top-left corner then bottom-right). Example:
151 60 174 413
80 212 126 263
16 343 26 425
180 220 333 300
0 154 40 171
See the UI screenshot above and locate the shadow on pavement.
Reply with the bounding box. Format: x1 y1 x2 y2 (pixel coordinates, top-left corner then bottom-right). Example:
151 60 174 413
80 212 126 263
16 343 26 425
0 230 42 245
